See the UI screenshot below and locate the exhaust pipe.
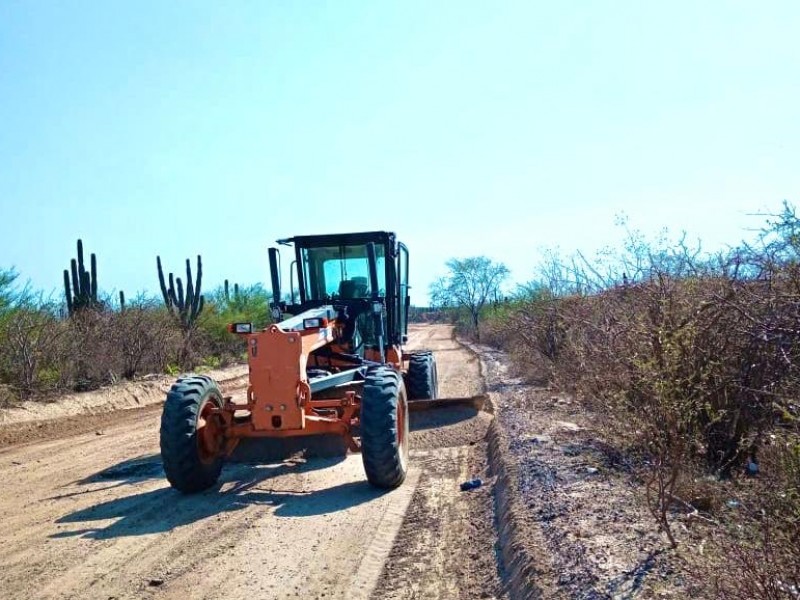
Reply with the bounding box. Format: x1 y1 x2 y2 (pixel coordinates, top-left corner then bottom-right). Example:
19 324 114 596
268 247 282 319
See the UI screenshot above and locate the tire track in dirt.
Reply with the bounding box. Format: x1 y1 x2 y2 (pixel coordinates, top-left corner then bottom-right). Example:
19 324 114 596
1 362 404 599
373 325 507 600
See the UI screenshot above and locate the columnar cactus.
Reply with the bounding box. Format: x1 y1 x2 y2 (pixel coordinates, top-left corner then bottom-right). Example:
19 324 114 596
157 255 204 328
63 239 99 315
223 279 240 302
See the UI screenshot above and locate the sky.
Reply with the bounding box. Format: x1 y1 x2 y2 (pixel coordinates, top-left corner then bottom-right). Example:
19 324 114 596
2 1 799 304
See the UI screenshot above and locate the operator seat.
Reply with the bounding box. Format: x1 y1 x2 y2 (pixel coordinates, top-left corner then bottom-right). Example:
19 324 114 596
338 277 369 299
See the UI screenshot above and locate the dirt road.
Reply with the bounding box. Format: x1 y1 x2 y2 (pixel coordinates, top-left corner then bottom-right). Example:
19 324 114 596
0 325 502 600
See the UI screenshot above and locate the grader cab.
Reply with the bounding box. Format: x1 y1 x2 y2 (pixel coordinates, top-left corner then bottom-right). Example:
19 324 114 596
160 231 441 492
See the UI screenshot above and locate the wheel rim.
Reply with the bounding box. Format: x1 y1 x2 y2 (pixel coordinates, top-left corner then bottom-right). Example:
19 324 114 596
196 398 220 464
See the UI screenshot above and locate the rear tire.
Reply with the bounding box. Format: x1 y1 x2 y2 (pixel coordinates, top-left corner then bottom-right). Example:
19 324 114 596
160 375 224 493
406 352 439 400
360 366 408 489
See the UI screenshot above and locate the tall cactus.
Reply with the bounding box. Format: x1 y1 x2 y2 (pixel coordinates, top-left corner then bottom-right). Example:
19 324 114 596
157 255 204 329
63 239 99 315
223 279 240 302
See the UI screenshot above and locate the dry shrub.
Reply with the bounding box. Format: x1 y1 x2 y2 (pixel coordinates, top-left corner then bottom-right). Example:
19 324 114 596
61 308 178 389
110 304 182 378
0 283 274 398
59 309 118 390
0 303 187 396
706 435 800 599
408 306 453 324
481 294 567 384
0 305 66 396
483 209 800 567
503 272 798 544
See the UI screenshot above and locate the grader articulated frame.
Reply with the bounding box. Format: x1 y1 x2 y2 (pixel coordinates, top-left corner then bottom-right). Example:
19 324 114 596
160 231 474 493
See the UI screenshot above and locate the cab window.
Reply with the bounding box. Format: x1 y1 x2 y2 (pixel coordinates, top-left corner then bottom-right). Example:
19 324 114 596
301 244 386 301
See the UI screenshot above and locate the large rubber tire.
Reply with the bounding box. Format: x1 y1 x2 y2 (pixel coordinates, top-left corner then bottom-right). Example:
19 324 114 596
406 351 439 400
360 366 409 489
160 375 224 493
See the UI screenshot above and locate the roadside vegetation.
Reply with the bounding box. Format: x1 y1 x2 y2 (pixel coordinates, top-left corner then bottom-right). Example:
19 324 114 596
4 209 799 596
0 244 272 405
430 205 800 599
428 257 509 340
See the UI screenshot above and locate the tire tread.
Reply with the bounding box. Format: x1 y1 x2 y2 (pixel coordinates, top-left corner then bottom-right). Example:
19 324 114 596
360 367 408 488
406 352 438 400
160 374 224 493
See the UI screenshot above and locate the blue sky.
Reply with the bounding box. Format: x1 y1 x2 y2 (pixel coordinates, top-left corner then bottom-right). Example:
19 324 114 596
2 1 799 304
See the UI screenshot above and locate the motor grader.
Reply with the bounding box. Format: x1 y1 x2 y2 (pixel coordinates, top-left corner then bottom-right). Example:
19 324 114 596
160 231 442 493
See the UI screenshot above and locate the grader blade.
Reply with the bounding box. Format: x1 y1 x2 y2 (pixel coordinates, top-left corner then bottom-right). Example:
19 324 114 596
407 394 488 412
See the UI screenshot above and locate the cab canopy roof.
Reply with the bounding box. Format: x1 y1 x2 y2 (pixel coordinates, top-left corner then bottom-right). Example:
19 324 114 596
276 231 397 249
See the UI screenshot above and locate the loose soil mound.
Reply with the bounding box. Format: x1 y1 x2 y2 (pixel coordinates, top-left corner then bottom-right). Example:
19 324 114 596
410 406 493 450
0 367 247 449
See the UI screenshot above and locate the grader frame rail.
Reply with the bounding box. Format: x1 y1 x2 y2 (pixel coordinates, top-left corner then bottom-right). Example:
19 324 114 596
160 231 479 493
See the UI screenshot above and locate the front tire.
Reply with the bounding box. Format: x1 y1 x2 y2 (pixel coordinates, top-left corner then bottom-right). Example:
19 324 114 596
406 351 439 400
360 366 409 489
160 375 224 493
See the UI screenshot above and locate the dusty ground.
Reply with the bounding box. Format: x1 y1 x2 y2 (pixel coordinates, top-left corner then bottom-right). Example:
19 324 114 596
377 326 505 600
468 341 698 599
0 325 504 600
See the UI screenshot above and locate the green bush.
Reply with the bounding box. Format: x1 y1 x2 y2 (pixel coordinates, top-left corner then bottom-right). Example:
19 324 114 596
196 283 273 364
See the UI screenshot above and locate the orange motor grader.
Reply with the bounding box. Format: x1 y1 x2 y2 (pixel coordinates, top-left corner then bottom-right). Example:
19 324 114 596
160 231 440 493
